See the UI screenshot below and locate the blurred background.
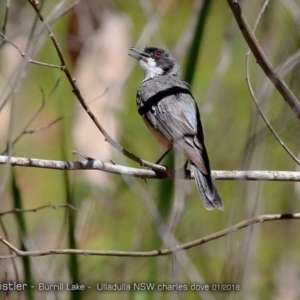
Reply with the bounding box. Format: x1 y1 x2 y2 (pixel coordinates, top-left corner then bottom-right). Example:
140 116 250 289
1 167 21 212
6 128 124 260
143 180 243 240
0 0 300 299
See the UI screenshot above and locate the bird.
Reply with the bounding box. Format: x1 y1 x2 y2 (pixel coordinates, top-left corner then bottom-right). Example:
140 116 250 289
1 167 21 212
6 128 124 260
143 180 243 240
129 46 224 210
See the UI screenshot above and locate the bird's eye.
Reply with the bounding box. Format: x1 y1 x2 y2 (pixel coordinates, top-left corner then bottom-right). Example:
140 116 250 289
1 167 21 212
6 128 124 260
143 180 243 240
154 50 162 57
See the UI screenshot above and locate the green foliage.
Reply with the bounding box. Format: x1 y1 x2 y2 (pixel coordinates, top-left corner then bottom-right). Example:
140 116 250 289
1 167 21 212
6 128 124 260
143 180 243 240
11 170 34 300
183 0 212 85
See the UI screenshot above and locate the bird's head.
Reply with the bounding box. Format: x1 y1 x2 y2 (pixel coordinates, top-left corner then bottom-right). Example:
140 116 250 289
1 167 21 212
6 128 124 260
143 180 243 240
129 46 179 80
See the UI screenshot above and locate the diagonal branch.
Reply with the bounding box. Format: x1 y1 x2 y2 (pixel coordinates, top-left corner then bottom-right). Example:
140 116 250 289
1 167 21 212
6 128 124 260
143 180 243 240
245 0 300 166
27 0 167 174
0 203 77 217
227 0 300 120
0 32 64 69
1 213 299 258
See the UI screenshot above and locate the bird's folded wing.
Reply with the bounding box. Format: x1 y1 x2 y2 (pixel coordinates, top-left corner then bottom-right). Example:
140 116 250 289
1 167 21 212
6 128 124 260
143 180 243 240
144 91 210 175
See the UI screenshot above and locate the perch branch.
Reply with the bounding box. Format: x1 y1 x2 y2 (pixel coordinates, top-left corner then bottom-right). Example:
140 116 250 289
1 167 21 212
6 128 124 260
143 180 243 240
1 155 300 181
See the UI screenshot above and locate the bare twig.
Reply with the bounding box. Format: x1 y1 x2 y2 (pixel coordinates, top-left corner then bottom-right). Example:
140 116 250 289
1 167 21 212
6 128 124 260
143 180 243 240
260 48 300 101
0 203 77 217
1 79 61 155
1 88 110 155
27 0 167 174
227 0 300 120
0 32 64 69
0 154 300 181
1 213 299 258
0 0 10 47
245 1 300 165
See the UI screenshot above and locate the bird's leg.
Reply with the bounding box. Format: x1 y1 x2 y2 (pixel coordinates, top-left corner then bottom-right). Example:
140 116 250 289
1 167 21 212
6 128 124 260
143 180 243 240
179 159 189 173
183 159 189 169
155 149 172 164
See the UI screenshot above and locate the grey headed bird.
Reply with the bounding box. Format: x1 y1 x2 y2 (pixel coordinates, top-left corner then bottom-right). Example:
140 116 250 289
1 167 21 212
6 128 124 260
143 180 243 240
129 46 224 210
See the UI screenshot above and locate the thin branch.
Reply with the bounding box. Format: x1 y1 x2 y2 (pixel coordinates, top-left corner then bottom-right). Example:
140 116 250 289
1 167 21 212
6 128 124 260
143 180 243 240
0 32 64 70
1 213 299 258
121 174 211 299
0 154 300 181
27 0 167 174
0 0 10 48
260 48 300 102
0 203 77 217
1 87 109 155
1 79 61 155
227 0 300 120
214 170 300 181
22 88 109 135
245 1 300 165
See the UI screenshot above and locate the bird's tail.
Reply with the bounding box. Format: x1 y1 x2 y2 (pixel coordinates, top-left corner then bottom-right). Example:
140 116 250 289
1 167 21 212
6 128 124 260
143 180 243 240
191 164 224 210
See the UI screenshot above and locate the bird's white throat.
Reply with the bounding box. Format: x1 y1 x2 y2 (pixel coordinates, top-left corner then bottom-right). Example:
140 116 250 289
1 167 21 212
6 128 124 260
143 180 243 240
139 57 163 81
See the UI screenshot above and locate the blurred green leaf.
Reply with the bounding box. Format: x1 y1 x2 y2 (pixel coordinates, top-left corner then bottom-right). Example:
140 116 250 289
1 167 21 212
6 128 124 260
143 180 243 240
11 170 34 300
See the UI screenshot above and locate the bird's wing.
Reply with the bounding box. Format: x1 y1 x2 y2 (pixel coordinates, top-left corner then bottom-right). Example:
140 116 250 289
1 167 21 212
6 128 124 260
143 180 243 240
138 84 210 175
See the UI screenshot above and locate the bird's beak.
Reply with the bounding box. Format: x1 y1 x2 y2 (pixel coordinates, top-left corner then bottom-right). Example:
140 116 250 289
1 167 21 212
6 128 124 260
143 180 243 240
128 47 149 61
